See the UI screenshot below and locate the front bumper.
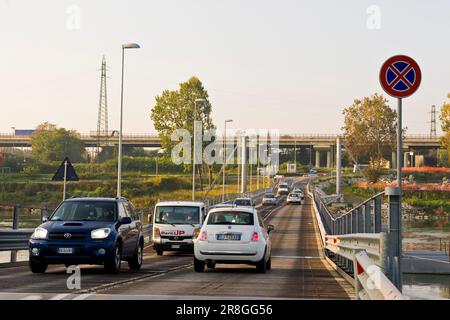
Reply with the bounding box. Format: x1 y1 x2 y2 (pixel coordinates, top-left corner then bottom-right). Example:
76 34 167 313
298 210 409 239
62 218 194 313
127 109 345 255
153 238 194 252
29 239 115 265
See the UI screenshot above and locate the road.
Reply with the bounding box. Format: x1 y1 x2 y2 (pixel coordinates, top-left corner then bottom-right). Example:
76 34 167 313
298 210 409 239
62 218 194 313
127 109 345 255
0 178 353 300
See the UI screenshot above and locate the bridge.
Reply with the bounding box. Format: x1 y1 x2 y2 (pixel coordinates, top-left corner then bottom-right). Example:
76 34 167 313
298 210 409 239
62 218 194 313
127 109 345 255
0 133 442 168
0 177 407 300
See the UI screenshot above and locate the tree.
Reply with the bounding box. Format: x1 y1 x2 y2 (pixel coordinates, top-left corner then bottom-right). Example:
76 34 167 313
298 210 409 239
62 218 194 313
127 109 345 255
150 77 215 189
31 123 86 162
440 94 450 164
342 93 399 171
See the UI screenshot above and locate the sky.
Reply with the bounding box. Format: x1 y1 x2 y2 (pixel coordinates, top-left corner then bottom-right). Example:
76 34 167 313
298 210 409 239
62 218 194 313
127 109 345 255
0 0 449 135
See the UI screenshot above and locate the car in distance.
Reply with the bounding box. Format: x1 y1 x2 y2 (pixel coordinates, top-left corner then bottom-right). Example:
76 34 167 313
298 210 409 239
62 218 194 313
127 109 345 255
286 193 301 205
152 201 205 256
277 182 289 196
292 189 305 201
29 197 144 274
193 207 274 273
262 193 277 206
233 198 254 207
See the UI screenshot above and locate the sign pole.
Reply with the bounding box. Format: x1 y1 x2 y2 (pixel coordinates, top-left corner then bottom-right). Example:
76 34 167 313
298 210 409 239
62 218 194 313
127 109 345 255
63 160 68 201
395 97 403 291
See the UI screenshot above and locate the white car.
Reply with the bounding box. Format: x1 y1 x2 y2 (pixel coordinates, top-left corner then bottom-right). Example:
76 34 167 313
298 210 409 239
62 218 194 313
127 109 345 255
193 207 274 273
262 193 277 206
286 193 301 205
233 198 254 207
277 183 289 196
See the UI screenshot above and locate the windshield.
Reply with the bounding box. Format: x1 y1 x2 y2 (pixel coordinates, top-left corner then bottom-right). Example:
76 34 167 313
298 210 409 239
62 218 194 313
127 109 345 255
51 201 117 222
234 199 252 206
264 194 275 198
155 206 200 224
279 184 288 188
207 211 254 225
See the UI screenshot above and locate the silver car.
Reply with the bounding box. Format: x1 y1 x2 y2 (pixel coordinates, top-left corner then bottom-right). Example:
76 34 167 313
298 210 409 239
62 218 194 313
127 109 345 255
262 193 277 206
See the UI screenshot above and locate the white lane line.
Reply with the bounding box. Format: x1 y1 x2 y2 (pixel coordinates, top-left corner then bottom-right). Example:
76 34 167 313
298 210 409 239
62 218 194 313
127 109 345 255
72 293 91 300
272 255 321 259
49 293 71 300
20 295 43 300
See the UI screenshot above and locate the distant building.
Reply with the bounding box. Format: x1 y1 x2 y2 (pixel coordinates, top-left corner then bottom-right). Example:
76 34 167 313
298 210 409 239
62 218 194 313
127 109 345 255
14 129 35 135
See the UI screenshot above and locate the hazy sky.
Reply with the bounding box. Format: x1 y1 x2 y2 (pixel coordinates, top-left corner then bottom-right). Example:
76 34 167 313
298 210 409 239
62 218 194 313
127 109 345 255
1 0 449 135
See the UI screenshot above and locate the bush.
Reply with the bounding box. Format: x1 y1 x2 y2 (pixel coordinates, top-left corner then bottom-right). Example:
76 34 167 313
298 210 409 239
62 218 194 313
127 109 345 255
363 167 383 183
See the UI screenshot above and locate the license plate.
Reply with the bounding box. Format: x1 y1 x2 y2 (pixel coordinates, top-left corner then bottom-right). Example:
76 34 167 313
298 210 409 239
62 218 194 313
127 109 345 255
57 248 74 254
217 233 241 241
171 245 180 249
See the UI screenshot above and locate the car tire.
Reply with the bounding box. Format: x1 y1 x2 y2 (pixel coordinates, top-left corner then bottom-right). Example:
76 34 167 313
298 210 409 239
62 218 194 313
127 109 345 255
206 262 216 269
104 243 122 274
194 257 205 272
128 240 143 270
256 257 267 273
266 257 272 270
156 249 163 256
30 260 47 273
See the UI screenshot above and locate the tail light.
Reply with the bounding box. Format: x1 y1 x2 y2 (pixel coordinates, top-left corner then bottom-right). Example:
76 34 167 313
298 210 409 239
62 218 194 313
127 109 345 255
252 232 259 241
199 231 207 241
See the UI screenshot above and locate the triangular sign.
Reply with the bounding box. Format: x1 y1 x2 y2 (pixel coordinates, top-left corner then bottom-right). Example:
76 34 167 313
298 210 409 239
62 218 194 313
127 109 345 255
52 157 79 181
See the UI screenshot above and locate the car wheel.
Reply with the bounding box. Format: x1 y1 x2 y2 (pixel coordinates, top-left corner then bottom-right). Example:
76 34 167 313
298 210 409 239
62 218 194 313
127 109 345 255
105 243 122 274
30 260 47 274
194 257 205 272
156 249 163 256
128 240 143 270
266 257 272 270
256 258 267 273
206 262 216 269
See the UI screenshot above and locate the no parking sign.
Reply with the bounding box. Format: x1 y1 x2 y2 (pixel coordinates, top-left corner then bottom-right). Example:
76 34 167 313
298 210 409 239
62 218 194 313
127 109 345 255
379 55 421 98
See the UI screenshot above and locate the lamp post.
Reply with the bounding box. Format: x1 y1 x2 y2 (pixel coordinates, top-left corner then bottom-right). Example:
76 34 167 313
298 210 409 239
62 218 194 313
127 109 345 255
192 98 207 201
117 43 140 198
222 119 233 202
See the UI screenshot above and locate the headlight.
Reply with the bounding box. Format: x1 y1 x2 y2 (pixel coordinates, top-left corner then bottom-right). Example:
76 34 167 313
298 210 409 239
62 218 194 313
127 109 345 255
32 227 48 240
192 228 200 239
91 228 111 239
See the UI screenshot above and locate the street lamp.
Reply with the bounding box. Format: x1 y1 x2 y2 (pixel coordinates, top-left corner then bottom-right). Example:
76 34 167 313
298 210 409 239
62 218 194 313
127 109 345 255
409 151 414 167
222 119 233 202
192 98 207 201
117 43 140 198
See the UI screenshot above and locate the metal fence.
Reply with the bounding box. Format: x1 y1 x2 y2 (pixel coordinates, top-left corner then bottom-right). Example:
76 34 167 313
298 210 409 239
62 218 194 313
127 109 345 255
307 183 407 300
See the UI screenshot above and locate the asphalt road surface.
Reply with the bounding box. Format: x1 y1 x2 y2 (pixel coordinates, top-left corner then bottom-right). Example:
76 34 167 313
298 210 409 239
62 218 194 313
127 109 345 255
0 178 353 300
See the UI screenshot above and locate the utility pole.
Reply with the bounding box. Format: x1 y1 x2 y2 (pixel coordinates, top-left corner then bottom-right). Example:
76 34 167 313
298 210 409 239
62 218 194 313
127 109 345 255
430 105 437 138
96 56 109 162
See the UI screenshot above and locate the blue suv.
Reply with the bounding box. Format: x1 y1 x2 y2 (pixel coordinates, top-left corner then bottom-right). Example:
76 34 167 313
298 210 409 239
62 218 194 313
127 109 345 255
29 197 144 274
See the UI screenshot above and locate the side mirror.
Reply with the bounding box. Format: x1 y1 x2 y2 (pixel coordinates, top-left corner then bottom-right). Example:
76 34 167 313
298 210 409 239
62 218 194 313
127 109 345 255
42 216 49 223
252 203 256 207
120 216 132 225
267 225 275 234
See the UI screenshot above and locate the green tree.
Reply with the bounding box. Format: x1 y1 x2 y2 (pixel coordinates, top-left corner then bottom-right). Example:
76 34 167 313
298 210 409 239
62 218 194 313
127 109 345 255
150 77 215 188
31 123 86 162
440 94 450 164
342 93 399 174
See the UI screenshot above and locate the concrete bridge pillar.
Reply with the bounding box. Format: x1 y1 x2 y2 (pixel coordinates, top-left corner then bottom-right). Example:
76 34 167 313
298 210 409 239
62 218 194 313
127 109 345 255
326 150 331 168
315 150 321 167
403 152 409 167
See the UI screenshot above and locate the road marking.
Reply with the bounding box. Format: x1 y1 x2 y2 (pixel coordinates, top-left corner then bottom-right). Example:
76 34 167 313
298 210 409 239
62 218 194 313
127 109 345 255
20 295 43 300
49 293 71 300
72 293 91 300
272 255 321 259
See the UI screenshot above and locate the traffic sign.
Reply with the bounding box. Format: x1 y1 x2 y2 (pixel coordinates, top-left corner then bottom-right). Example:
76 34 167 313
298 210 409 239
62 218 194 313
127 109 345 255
379 55 421 98
52 157 79 181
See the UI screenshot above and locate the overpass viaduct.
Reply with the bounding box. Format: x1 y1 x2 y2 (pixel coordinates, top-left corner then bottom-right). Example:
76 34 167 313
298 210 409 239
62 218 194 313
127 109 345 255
0 133 442 168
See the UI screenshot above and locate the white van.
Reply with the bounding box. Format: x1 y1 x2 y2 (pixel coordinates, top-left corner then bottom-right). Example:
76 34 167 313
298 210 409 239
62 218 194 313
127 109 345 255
152 201 206 256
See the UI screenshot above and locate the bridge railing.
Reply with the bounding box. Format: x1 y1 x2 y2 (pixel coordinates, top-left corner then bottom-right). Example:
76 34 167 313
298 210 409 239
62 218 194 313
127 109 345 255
307 183 407 300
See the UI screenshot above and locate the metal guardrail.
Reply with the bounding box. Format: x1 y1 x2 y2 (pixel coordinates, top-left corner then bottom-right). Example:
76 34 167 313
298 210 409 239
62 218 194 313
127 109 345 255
307 183 408 300
0 229 34 251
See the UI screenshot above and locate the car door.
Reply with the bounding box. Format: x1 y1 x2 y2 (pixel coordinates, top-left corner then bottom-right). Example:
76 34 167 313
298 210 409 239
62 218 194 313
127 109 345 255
118 202 132 257
124 202 140 253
